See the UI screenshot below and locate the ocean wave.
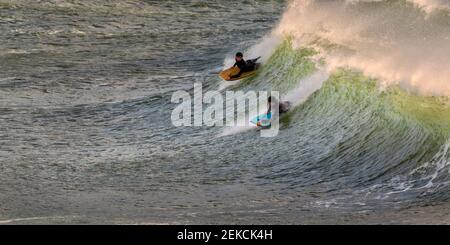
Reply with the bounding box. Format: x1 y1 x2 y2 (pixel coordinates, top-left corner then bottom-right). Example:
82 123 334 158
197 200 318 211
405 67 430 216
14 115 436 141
227 30 450 203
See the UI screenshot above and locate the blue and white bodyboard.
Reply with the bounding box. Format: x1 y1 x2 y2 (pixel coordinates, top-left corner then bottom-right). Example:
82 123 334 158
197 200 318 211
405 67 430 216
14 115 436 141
250 112 272 127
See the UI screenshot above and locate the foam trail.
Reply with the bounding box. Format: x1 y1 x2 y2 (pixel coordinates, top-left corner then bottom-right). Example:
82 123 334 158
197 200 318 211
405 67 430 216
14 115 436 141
218 70 329 137
219 79 241 91
219 124 256 137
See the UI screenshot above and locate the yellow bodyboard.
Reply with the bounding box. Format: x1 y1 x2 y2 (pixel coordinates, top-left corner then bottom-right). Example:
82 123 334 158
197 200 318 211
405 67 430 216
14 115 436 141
219 66 258 81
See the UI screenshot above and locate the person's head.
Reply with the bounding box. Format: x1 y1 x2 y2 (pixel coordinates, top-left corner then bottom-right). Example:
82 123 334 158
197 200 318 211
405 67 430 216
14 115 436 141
235 52 243 62
268 96 278 104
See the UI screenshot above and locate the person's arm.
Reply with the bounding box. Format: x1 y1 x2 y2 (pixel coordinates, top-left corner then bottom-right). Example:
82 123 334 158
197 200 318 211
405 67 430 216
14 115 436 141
267 103 272 115
230 61 246 79
228 62 238 79
230 69 244 79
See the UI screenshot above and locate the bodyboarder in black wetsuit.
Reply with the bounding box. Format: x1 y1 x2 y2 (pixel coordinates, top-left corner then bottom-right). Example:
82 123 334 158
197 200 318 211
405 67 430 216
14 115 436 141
230 52 256 79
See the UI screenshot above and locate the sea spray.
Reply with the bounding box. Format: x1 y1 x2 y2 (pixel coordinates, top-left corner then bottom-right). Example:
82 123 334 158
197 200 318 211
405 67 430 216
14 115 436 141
274 0 450 95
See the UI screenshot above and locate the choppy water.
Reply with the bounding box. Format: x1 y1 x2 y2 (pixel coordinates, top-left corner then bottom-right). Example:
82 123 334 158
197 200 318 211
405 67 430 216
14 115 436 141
1 0 450 224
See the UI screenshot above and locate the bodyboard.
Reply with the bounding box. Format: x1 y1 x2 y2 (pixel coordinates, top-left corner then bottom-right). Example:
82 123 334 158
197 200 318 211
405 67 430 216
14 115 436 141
250 112 272 127
219 64 260 81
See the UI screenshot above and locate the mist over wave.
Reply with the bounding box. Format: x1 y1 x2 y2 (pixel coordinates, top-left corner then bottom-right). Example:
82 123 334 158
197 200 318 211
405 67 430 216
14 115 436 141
406 0 450 13
261 0 450 95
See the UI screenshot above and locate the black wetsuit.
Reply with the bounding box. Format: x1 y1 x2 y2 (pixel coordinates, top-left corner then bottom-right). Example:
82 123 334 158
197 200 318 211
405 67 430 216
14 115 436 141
267 101 291 115
231 59 249 79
